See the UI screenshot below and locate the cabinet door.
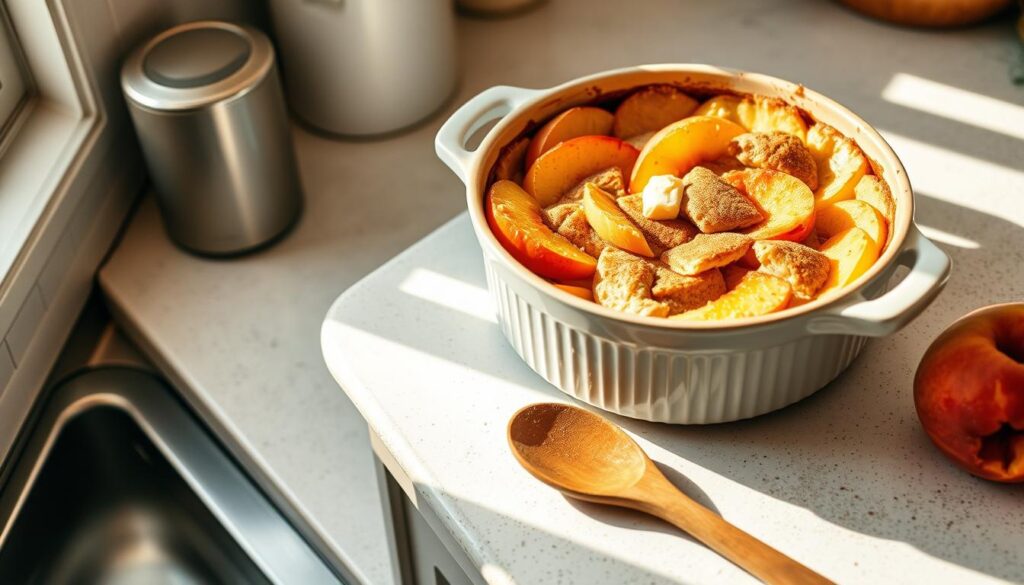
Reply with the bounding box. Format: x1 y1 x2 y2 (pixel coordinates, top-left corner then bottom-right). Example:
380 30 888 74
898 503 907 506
403 496 474 585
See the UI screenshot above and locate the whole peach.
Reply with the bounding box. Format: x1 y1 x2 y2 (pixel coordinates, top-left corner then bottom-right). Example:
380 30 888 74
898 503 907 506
914 303 1024 482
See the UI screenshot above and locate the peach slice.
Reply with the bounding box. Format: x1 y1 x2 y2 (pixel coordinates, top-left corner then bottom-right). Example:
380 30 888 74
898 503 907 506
525 136 639 207
817 227 880 297
693 95 807 140
807 123 868 210
582 183 654 257
557 277 595 289
553 283 594 301
672 271 792 321
486 180 597 280
493 137 529 183
855 174 896 225
629 116 746 193
525 107 615 168
613 85 699 139
723 169 815 241
816 199 888 248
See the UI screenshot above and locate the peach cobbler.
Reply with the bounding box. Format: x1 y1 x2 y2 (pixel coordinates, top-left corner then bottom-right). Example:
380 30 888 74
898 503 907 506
485 85 895 322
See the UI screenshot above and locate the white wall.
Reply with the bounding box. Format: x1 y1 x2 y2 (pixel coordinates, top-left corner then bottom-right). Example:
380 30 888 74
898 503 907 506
109 0 266 55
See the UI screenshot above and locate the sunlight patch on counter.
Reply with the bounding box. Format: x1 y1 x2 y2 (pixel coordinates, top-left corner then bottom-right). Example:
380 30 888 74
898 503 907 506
399 268 497 323
877 130 1024 227
882 73 1024 141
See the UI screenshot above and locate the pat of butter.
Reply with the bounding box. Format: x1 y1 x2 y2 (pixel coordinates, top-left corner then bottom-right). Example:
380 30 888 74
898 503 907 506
642 175 685 220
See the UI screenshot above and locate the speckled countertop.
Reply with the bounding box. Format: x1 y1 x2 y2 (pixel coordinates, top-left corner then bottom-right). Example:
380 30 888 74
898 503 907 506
324 204 1022 584
105 1 1021 584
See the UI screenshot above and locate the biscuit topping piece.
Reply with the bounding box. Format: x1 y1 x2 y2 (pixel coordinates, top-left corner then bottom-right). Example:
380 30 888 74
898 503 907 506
556 206 608 258
617 194 698 255
593 248 670 317
652 265 727 314
680 166 764 233
661 232 753 275
556 167 626 204
729 132 819 191
543 202 578 231
752 240 830 300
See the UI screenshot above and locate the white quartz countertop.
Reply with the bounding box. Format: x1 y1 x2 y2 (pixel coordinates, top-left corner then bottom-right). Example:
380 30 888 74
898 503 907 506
103 0 1021 584
323 207 1022 584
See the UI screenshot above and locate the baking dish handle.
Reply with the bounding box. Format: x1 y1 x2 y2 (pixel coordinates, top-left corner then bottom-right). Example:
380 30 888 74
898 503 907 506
435 85 541 184
806 226 950 337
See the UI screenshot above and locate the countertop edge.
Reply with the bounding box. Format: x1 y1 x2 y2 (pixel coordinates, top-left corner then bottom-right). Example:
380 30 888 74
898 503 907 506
321 213 516 585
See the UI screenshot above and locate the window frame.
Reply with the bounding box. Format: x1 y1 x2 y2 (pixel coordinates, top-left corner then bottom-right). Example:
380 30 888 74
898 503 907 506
0 0 103 303
0 7 28 147
0 0 145 481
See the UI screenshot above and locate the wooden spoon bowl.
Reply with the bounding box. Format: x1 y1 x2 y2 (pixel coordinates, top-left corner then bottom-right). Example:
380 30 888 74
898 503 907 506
507 402 646 495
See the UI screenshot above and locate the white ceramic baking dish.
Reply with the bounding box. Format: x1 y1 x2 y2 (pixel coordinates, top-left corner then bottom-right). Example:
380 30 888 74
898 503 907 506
435 65 950 424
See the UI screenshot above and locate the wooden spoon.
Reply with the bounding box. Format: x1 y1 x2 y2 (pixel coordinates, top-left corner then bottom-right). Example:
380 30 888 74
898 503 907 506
507 403 833 585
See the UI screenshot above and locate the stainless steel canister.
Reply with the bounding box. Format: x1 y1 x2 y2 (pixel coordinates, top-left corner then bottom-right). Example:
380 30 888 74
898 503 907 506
121 21 302 256
266 0 457 136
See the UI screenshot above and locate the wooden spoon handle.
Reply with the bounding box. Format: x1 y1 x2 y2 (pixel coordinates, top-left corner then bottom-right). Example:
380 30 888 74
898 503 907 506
643 481 833 585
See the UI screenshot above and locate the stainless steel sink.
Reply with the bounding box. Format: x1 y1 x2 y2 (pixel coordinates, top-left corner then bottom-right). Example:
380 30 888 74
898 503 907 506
0 367 343 584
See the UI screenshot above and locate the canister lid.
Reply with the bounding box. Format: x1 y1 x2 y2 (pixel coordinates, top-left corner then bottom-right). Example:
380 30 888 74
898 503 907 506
122 21 274 112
